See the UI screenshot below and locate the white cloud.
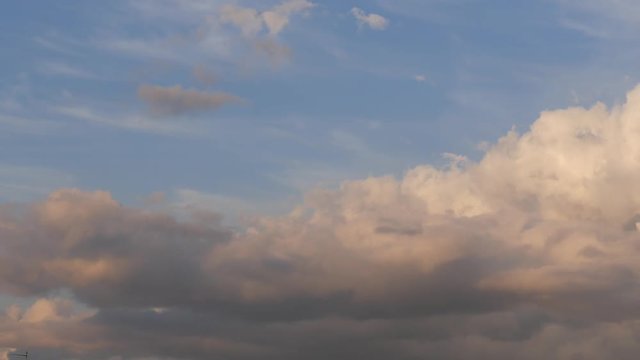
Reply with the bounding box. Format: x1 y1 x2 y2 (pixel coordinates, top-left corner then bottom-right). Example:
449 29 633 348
219 0 315 37
351 7 389 30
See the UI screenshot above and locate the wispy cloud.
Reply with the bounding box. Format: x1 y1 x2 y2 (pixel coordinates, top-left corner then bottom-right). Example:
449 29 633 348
53 104 204 135
38 61 97 79
558 0 640 24
33 34 84 55
92 0 316 130
0 114 61 134
0 164 74 202
107 0 314 67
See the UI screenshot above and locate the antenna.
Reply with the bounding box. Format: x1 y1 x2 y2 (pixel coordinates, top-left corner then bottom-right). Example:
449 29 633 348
8 351 28 360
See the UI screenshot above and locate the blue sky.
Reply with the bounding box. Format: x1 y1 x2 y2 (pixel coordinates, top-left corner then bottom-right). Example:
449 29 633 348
3 0 639 214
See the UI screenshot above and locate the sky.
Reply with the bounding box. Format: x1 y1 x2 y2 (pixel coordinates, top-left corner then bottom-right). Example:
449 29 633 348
3 0 640 359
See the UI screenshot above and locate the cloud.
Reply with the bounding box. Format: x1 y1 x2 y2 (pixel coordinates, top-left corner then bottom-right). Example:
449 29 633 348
38 62 96 79
137 84 241 116
351 7 389 30
553 0 640 38
0 189 231 308
0 348 16 360
253 38 293 65
19 298 94 324
101 0 314 73
6 86 640 357
415 74 427 82
219 4 264 38
558 0 640 24
219 0 315 37
262 0 316 35
217 0 313 64
192 65 217 86
53 105 204 135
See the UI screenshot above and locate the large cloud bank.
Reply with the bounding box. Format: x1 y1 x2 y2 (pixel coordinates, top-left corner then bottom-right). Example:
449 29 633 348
5 87 640 359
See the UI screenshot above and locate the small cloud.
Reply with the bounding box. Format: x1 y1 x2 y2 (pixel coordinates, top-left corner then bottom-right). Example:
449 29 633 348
351 7 389 30
262 0 315 36
415 74 428 82
137 84 241 116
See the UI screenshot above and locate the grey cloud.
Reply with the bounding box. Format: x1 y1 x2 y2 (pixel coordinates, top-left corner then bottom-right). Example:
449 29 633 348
6 305 640 360
0 190 231 308
137 84 240 116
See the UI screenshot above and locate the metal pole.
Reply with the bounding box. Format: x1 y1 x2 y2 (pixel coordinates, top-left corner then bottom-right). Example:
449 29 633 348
8 351 28 360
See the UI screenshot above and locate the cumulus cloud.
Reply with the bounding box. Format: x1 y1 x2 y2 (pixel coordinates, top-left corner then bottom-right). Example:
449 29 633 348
5 86 640 357
351 7 389 30
137 84 240 116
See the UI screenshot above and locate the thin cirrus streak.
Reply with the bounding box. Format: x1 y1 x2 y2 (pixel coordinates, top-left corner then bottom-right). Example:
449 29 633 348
3 86 640 359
